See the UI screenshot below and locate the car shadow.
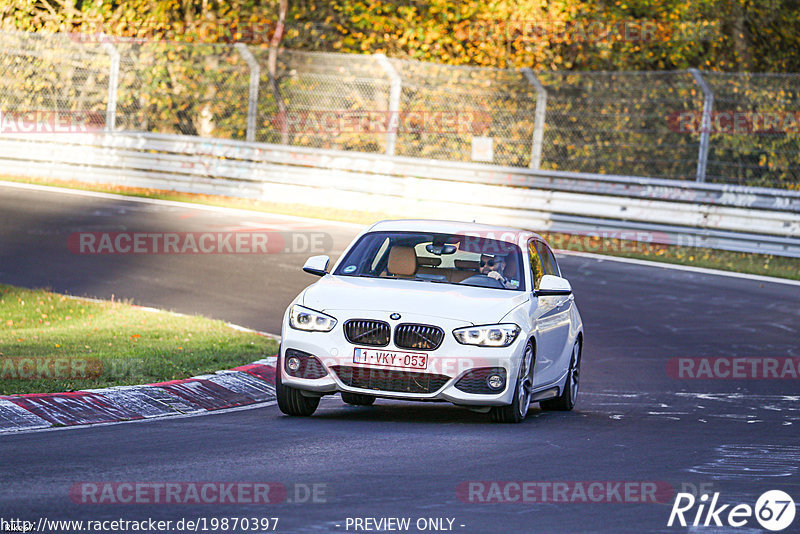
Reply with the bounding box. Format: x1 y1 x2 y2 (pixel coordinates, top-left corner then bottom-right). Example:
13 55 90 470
272 396 584 425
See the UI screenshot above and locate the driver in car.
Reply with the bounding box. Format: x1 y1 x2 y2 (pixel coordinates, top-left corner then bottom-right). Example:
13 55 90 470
480 255 516 289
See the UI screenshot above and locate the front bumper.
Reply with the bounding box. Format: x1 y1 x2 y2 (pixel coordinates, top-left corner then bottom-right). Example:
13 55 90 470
279 313 524 406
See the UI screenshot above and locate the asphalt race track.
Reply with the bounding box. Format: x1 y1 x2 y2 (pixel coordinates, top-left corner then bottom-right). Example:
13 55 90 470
1 183 799 533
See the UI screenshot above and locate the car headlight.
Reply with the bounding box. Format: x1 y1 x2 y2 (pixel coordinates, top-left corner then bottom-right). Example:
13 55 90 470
453 324 520 347
289 305 337 332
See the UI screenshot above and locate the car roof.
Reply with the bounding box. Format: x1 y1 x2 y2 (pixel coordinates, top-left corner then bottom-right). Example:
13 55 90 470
365 219 543 245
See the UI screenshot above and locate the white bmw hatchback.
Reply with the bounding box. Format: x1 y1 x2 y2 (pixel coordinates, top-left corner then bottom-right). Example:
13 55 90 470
277 220 583 423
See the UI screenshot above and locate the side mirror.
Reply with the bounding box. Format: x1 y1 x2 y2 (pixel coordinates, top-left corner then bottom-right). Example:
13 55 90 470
303 255 330 277
536 274 572 296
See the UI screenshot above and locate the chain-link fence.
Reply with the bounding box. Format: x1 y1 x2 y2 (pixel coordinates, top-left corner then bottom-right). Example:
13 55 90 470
1 29 799 189
0 31 111 116
537 70 704 180
114 40 251 138
703 71 800 189
255 49 393 152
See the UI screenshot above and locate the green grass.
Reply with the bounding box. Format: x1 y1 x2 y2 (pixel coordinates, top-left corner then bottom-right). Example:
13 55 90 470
0 284 279 395
2 174 798 281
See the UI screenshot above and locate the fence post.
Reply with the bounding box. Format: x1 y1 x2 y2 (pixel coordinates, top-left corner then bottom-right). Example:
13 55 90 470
101 39 119 132
688 68 714 182
521 68 547 170
235 43 260 143
374 53 401 157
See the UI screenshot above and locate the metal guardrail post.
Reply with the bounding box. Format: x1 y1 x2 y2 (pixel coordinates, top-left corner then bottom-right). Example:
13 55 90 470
101 39 120 132
521 68 547 170
374 54 401 156
689 68 714 183
235 44 260 143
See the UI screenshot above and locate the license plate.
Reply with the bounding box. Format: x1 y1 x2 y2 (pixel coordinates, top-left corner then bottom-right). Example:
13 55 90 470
353 348 428 370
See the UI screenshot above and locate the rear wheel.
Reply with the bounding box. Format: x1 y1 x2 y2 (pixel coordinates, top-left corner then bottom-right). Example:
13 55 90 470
490 342 534 423
276 350 320 416
341 392 376 406
540 339 581 411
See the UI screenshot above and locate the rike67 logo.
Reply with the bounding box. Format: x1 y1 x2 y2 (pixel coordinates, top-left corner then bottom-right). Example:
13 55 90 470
668 490 796 531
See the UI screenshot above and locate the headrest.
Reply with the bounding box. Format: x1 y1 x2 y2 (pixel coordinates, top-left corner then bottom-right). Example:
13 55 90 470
503 257 518 278
454 259 479 270
417 256 442 267
387 246 417 276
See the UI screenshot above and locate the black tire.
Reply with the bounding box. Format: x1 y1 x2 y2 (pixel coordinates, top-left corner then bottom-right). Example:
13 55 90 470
540 339 581 412
490 341 534 423
276 349 320 416
341 392 376 406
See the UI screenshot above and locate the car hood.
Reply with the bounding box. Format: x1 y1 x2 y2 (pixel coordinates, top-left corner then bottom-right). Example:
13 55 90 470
302 275 528 324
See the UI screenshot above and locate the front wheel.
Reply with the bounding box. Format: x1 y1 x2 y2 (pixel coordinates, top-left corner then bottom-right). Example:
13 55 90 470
276 352 320 416
490 342 534 423
540 339 581 411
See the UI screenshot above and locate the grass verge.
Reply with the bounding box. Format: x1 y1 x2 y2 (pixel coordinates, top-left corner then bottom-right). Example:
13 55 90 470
1 174 797 281
0 284 279 395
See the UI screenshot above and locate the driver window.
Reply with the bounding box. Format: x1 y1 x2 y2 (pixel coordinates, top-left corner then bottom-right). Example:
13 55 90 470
534 241 560 277
527 241 545 289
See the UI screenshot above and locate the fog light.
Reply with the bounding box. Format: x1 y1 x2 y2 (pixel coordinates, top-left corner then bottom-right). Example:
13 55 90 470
286 356 301 373
486 373 505 391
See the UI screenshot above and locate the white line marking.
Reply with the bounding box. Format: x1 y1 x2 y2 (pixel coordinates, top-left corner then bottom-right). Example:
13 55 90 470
63 293 282 339
226 322 281 340
556 250 800 287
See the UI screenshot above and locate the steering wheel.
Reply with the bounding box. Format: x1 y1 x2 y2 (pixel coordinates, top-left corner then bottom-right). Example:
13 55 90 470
458 274 505 289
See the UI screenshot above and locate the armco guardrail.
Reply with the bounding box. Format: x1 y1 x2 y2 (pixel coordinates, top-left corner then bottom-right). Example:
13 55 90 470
0 131 798 257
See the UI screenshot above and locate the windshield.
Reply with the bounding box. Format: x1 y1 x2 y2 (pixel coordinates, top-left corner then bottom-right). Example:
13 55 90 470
333 231 525 291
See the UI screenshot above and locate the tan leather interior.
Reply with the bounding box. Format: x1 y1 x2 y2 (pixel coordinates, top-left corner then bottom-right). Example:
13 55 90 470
387 246 418 277
451 259 480 282
385 248 514 284
416 256 442 278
